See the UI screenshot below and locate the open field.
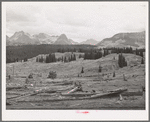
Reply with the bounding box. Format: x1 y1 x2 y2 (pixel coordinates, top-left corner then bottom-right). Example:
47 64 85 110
6 53 145 109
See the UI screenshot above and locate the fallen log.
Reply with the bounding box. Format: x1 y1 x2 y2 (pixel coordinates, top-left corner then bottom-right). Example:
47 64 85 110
17 88 128 102
90 88 127 98
53 82 72 86
67 87 81 94
61 93 95 97
121 91 143 96
6 86 26 91
107 88 128 93
7 87 72 100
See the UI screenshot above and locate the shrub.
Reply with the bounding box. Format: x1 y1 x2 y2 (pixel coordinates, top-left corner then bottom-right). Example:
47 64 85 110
47 71 57 79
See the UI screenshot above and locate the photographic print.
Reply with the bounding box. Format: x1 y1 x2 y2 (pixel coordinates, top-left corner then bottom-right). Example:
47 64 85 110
2 1 149 121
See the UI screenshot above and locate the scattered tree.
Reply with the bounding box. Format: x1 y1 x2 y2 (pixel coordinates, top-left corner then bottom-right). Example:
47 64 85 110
118 53 127 68
123 74 127 81
113 72 115 77
81 67 84 73
141 58 144 64
47 71 57 80
99 65 102 72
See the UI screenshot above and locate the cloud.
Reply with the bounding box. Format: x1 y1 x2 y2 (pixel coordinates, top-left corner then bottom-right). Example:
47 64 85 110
5 2 147 42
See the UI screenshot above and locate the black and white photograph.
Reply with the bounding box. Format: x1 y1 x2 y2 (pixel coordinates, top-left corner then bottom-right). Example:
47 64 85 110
2 1 149 121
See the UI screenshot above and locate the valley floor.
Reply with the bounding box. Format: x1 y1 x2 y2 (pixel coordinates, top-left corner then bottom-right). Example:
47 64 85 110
6 53 145 110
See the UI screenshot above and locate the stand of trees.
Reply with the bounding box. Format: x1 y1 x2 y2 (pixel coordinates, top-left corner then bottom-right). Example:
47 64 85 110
63 54 76 63
84 52 103 60
36 53 76 63
118 53 127 68
36 54 56 63
45 54 56 63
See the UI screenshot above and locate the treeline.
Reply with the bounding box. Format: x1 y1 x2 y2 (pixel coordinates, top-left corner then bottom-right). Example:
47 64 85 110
84 47 144 60
6 44 96 63
6 57 28 63
6 44 145 63
84 52 103 60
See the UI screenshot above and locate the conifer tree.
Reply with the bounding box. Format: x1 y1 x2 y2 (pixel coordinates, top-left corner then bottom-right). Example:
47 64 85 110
64 57 67 62
140 51 143 57
68 57 71 62
79 54 82 58
99 65 101 72
70 55 73 61
62 56 63 62
118 53 127 68
141 58 144 64
74 54 76 60
113 72 115 77
81 67 84 73
36 57 38 62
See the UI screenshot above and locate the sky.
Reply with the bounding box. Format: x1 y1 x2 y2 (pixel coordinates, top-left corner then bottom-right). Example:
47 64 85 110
5 2 147 42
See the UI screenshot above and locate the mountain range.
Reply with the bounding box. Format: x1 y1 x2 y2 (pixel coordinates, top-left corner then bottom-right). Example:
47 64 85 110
6 31 145 48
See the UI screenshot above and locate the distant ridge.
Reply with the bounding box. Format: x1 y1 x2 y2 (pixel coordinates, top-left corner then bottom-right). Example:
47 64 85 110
97 31 145 48
80 39 98 45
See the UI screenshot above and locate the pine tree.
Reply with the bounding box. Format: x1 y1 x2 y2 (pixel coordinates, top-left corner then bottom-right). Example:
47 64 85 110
79 54 82 58
53 53 56 62
118 53 127 68
103 50 106 57
99 66 101 72
136 49 140 56
140 51 143 57
36 57 38 62
62 56 63 62
64 57 67 62
81 67 84 73
68 57 70 62
70 55 73 61
74 54 76 60
130 47 133 53
41 56 43 62
141 58 144 64
113 72 115 77
46 55 49 63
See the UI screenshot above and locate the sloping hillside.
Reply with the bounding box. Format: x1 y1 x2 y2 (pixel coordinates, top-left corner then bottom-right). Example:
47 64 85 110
97 31 145 48
7 53 144 79
6 53 145 109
